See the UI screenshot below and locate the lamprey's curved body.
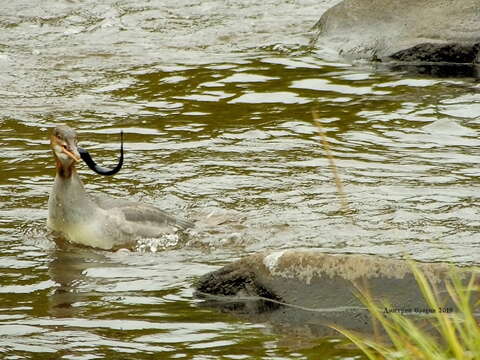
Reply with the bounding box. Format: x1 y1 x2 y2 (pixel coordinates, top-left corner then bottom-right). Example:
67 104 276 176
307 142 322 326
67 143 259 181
47 125 193 250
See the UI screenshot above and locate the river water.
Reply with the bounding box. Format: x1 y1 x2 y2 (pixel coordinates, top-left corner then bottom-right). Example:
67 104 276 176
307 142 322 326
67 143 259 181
1 0 480 358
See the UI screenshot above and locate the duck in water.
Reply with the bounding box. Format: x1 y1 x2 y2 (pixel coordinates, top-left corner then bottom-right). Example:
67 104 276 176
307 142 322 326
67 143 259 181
47 125 193 250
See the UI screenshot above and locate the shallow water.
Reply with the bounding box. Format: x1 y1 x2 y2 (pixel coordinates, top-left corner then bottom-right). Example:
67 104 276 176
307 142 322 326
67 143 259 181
1 0 480 358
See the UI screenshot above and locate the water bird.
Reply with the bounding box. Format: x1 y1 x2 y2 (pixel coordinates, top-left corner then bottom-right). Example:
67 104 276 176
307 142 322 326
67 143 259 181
47 125 193 250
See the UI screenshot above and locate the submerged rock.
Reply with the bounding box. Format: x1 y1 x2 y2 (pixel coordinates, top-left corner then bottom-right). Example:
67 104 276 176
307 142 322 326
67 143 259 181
195 250 477 337
313 0 480 64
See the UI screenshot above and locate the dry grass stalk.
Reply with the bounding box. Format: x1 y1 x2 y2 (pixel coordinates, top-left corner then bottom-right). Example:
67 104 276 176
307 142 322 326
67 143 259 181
312 110 352 215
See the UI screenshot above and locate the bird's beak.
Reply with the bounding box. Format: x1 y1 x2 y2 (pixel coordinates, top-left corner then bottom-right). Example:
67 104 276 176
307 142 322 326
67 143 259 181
62 147 81 162
62 145 82 162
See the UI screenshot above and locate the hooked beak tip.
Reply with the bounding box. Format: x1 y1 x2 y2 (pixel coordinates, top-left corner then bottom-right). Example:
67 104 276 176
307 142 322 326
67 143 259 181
62 148 81 163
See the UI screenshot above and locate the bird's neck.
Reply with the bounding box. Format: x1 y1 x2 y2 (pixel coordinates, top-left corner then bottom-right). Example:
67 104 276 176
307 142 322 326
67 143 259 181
52 163 90 209
49 161 94 231
55 158 76 179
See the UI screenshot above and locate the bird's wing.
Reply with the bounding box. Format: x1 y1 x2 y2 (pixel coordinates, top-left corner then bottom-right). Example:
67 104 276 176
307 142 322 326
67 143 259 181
90 193 139 209
91 194 193 230
120 204 193 230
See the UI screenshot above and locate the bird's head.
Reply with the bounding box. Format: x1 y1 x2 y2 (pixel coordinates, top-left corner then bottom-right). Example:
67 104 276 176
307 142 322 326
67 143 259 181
50 125 124 178
50 125 81 171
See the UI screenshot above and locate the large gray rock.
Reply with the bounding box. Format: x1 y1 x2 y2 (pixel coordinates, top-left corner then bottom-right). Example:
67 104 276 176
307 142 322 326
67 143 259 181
313 0 480 63
195 250 477 337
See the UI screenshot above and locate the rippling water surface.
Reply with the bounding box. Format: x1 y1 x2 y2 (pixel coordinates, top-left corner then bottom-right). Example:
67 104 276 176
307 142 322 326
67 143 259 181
1 0 480 358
